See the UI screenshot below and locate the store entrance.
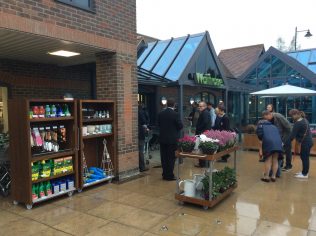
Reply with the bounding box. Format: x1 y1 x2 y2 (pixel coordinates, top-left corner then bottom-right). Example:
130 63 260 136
138 92 156 125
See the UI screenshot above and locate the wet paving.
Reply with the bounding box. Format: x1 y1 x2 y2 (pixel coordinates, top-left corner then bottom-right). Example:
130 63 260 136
1 150 316 235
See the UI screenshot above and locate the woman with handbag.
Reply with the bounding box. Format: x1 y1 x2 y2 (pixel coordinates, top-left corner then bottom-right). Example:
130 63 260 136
288 109 314 179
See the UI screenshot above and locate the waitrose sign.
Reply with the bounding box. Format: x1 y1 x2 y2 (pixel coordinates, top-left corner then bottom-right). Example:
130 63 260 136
194 73 223 87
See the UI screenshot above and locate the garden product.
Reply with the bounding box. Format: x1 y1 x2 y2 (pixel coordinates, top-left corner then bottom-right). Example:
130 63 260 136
89 167 105 176
60 180 67 191
38 183 45 198
31 162 39 181
66 178 74 189
51 181 60 194
63 157 73 172
45 181 52 196
178 135 196 152
32 184 38 200
56 104 64 117
53 158 64 175
32 106 39 118
63 104 71 117
40 160 51 178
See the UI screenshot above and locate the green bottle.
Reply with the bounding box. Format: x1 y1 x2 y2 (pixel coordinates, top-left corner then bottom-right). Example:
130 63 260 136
45 181 52 196
45 105 51 118
32 184 38 200
39 183 45 198
63 104 71 117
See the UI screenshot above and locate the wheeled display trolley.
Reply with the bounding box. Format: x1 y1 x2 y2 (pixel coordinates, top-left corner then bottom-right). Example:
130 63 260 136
175 146 238 210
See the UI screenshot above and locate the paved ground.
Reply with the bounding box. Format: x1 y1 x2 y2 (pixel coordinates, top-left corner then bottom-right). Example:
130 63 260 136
1 150 316 236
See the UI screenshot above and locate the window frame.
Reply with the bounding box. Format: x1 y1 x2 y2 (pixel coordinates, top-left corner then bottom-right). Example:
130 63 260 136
55 0 96 13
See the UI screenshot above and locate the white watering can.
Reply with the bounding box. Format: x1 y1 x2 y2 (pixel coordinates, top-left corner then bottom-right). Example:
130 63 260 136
179 180 196 197
193 174 204 191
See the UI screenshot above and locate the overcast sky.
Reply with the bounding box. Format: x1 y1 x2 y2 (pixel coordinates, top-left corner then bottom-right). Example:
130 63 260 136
136 0 316 53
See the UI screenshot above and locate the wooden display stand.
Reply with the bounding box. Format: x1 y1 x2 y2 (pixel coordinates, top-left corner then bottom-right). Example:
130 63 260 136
242 133 259 150
77 100 116 191
175 146 238 210
9 99 78 209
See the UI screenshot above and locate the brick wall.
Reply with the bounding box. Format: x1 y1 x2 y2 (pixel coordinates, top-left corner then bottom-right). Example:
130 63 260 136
0 0 136 45
96 52 138 179
0 59 92 99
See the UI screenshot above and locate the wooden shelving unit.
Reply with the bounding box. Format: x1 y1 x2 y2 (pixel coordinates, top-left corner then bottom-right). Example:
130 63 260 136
78 100 117 191
9 99 78 209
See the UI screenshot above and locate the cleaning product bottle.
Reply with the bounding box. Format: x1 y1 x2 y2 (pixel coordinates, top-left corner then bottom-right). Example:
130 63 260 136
39 182 45 198
50 105 57 117
45 105 51 118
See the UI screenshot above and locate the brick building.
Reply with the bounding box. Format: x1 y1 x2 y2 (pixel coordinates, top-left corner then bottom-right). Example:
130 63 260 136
0 0 138 179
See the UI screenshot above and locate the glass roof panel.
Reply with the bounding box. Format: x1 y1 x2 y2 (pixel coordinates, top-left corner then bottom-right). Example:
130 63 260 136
295 50 311 66
309 50 316 63
308 64 316 73
137 42 155 66
288 52 297 59
166 35 203 81
271 56 286 77
152 38 185 76
141 40 170 70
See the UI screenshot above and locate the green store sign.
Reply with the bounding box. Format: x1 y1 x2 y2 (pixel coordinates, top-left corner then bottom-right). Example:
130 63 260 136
194 73 223 87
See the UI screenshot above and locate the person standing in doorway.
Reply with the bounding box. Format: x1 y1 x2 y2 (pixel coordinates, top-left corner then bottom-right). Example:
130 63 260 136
195 101 212 167
138 104 149 172
188 102 199 134
158 99 183 181
216 105 232 162
263 111 292 171
289 109 313 179
207 102 216 128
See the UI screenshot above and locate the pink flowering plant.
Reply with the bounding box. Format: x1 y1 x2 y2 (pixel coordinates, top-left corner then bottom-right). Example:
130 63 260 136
203 130 237 151
178 135 196 152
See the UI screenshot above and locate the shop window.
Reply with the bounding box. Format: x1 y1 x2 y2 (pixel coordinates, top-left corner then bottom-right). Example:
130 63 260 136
194 92 215 104
56 0 95 12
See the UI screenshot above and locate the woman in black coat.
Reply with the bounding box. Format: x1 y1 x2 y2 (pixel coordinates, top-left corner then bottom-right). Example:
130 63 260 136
256 120 283 182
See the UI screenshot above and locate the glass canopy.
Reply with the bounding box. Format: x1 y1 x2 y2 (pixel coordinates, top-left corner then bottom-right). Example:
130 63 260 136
288 49 316 73
137 33 205 82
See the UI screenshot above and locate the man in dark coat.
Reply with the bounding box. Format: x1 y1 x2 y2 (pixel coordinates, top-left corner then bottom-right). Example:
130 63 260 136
158 99 183 181
195 101 212 167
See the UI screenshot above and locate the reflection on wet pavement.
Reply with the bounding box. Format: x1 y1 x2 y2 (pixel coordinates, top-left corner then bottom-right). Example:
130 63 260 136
1 150 316 235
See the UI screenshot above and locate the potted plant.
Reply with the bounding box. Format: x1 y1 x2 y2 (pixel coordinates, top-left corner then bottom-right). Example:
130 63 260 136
178 135 196 153
203 130 236 152
198 134 219 155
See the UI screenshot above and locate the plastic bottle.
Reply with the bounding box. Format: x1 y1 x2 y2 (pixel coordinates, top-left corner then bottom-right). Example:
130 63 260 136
39 182 45 198
45 181 52 196
32 184 38 200
45 105 51 118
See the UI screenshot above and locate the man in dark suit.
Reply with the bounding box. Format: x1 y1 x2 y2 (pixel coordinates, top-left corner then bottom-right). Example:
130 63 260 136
158 99 183 181
138 104 149 172
195 101 212 167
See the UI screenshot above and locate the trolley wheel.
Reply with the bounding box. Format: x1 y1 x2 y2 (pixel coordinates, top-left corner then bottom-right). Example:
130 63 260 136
178 201 184 206
26 204 33 210
77 189 83 193
68 191 74 197
13 200 18 205
203 206 209 210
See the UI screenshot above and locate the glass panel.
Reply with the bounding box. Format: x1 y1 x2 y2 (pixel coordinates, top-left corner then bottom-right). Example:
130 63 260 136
271 56 286 77
288 52 297 59
257 56 271 79
310 50 316 63
308 64 316 73
152 38 185 76
301 77 313 88
288 76 301 87
258 79 269 89
286 66 300 77
273 79 285 87
141 40 170 70
166 35 203 81
137 42 155 66
295 51 311 66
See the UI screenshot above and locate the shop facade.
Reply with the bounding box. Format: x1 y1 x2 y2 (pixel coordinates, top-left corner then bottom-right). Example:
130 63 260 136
0 0 138 180
137 32 244 127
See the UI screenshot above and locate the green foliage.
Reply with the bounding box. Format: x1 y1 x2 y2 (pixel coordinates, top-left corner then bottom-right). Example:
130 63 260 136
201 167 237 200
199 141 218 155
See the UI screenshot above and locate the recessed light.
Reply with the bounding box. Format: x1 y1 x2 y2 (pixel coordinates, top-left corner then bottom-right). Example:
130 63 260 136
48 50 80 57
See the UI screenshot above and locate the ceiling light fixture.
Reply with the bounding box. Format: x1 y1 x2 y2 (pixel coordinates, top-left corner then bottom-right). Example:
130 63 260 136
48 50 80 57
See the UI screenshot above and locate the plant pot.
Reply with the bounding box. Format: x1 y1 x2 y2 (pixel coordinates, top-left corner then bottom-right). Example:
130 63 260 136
200 146 217 155
179 143 195 153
